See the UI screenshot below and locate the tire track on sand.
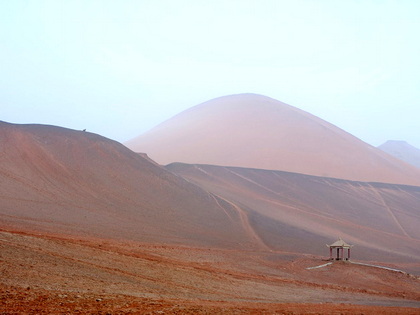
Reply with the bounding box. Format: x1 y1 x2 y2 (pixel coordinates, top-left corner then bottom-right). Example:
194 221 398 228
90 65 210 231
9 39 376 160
210 194 234 222
212 194 271 251
369 184 411 239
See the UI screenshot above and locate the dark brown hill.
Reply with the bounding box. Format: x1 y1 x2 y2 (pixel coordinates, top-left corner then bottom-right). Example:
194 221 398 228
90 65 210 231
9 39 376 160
167 163 420 274
0 121 254 248
126 94 420 186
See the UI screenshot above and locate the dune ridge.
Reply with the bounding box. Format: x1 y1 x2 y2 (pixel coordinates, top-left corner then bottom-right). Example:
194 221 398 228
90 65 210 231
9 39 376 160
126 93 420 186
378 140 420 169
0 121 254 249
167 162 420 274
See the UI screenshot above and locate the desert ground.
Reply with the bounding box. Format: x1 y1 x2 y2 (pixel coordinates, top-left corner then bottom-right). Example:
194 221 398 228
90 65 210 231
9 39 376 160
1 230 420 314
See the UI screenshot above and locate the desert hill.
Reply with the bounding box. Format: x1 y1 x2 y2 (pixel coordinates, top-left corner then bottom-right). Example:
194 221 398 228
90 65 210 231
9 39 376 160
2 120 419 268
126 93 420 186
1 121 420 311
167 163 420 274
0 121 255 248
378 140 420 169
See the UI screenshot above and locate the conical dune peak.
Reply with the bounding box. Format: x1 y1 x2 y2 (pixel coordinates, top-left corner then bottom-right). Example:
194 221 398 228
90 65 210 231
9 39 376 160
126 94 420 186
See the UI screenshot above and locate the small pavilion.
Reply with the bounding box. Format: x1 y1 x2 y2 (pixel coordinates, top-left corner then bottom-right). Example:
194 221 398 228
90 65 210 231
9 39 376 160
327 238 353 260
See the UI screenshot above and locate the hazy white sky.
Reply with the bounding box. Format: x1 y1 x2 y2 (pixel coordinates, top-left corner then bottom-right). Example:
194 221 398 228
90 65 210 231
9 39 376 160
1 0 420 148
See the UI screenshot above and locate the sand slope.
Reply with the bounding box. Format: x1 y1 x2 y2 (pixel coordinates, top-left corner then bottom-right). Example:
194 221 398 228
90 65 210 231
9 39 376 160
126 93 420 186
2 120 419 268
0 121 254 249
168 163 420 274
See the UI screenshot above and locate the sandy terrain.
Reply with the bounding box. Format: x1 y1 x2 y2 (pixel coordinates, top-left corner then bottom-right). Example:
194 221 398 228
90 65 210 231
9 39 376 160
125 93 420 186
0 121 256 249
1 230 419 314
1 121 420 313
168 163 420 274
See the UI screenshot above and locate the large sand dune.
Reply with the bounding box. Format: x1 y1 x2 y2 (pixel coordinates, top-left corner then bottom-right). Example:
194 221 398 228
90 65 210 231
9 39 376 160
168 163 420 274
0 121 254 248
379 140 420 169
126 93 420 186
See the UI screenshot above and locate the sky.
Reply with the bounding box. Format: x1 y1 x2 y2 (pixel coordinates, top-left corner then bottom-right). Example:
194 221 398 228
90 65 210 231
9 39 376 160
1 0 420 148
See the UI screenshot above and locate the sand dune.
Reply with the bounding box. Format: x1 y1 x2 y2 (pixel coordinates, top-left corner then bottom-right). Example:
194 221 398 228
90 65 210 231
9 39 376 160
2 120 419 266
379 140 420 169
126 93 420 186
168 163 420 274
0 121 254 249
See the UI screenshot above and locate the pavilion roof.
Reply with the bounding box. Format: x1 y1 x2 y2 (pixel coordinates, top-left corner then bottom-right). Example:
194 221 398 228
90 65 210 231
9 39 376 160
327 237 353 248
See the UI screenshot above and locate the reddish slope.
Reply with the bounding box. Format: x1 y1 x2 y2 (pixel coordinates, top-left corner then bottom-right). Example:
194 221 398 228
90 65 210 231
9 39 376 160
126 94 420 186
167 163 420 273
0 121 254 248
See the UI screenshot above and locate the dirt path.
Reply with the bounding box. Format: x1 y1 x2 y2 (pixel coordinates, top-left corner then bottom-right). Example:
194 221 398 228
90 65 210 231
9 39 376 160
369 184 411 238
210 193 235 222
212 194 271 251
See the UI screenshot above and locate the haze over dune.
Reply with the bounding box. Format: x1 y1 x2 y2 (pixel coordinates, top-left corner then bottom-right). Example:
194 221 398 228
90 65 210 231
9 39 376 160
378 140 420 169
126 94 420 186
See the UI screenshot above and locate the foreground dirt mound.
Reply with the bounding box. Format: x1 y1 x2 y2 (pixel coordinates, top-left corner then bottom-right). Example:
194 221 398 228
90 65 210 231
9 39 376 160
1 231 419 314
126 93 420 185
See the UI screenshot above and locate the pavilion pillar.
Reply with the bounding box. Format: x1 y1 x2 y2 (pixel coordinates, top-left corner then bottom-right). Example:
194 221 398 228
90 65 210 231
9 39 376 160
328 239 353 262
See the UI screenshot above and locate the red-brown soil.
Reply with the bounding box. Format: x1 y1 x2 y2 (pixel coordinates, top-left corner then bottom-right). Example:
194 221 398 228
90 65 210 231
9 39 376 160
125 93 420 186
1 230 419 314
1 121 420 313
